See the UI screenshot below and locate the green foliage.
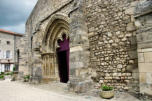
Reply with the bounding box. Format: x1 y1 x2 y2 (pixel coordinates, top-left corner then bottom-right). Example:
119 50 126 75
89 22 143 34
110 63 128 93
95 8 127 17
0 72 4 75
13 67 16 71
5 72 13 76
24 75 30 82
24 75 30 80
0 75 4 79
101 84 113 91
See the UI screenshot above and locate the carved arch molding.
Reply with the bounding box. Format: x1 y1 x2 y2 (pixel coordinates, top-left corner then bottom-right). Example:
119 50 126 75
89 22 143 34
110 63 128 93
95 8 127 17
41 14 70 81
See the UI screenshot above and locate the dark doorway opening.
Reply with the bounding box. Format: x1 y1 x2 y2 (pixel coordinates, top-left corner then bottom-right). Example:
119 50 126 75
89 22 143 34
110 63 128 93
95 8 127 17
56 34 69 83
57 51 69 83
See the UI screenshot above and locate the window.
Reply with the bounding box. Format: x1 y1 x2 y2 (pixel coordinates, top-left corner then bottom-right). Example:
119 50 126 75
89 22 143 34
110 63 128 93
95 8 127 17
6 50 10 58
17 49 20 58
6 41 10 45
5 64 10 72
0 50 1 59
0 50 2 59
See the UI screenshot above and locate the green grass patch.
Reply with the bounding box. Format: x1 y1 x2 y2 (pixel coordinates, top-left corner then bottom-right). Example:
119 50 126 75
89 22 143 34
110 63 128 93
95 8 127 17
0 75 4 79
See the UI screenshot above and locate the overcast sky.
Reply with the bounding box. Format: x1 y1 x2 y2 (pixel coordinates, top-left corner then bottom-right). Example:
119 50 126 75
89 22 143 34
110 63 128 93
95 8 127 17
0 0 38 34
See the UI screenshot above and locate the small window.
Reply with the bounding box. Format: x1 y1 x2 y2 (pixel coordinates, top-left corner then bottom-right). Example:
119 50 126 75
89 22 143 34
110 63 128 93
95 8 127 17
17 49 20 57
7 41 10 45
5 64 10 72
6 50 10 58
0 50 1 58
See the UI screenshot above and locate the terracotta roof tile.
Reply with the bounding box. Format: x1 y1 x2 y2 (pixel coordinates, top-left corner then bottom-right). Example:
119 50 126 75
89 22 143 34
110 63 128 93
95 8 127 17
0 29 23 36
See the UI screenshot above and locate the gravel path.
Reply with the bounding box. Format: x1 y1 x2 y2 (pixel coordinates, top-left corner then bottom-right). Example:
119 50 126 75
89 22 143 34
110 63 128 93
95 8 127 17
0 80 140 101
0 80 91 101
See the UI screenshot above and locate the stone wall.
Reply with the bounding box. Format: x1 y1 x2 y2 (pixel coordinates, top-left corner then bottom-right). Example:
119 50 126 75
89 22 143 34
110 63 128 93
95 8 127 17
135 0 152 95
0 31 23 73
0 32 16 62
23 0 152 94
86 0 139 89
16 34 29 75
26 0 74 78
25 0 92 89
25 0 74 78
26 0 72 35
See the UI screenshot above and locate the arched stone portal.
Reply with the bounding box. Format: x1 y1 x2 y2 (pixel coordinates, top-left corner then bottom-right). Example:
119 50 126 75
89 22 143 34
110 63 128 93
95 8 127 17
41 15 70 82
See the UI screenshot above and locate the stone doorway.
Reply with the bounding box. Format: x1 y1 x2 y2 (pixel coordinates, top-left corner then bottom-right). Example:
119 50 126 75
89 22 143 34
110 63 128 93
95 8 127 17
41 15 70 82
57 34 69 83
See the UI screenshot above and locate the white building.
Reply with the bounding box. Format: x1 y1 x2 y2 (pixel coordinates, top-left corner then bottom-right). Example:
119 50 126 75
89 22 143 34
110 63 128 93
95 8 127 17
0 29 23 73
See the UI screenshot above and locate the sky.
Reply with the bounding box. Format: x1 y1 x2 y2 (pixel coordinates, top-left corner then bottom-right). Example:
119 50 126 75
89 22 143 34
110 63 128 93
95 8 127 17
0 0 38 34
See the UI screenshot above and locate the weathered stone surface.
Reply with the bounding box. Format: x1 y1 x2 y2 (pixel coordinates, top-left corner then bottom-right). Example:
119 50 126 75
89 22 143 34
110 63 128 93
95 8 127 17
138 53 145 63
135 0 152 17
18 0 152 96
126 23 136 31
86 0 139 89
136 1 152 95
144 52 152 63
0 30 23 74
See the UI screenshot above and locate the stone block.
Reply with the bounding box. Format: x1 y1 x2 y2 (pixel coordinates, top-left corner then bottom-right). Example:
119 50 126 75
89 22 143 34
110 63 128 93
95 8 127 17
117 64 123 69
138 53 145 63
139 73 146 83
68 79 93 93
139 63 152 72
144 52 152 63
126 65 134 72
125 7 135 15
135 20 141 28
141 48 152 52
146 72 152 84
126 23 136 32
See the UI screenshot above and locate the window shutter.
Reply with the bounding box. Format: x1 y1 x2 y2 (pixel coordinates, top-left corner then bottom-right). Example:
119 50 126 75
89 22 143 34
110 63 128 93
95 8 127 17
0 64 2 72
10 51 12 59
10 64 13 71
0 50 2 59
2 64 4 72
4 51 6 59
1 51 3 59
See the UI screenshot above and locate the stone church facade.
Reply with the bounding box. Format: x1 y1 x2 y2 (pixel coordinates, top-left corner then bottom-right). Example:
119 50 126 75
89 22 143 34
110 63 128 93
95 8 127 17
19 0 152 95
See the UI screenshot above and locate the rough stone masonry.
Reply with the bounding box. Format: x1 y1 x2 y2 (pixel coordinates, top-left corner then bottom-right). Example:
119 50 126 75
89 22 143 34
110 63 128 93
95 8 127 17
86 0 138 90
17 0 152 95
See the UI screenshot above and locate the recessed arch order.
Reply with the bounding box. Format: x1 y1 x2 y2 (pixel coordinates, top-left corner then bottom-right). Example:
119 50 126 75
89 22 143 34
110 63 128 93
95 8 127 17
42 14 70 53
41 14 70 82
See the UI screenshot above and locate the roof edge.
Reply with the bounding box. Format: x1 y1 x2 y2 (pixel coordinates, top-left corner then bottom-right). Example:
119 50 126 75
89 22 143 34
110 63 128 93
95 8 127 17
0 29 24 37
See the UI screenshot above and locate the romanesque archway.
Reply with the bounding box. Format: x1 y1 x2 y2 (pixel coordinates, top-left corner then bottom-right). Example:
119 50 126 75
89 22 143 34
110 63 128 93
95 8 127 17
41 14 70 82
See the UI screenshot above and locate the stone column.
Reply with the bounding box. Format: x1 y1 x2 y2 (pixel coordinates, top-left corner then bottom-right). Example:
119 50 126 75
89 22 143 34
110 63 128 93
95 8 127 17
68 0 92 93
69 0 89 78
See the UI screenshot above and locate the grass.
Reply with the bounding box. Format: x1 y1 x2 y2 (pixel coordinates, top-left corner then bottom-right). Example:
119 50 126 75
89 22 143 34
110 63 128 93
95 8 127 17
5 72 13 76
24 75 30 80
0 75 4 79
